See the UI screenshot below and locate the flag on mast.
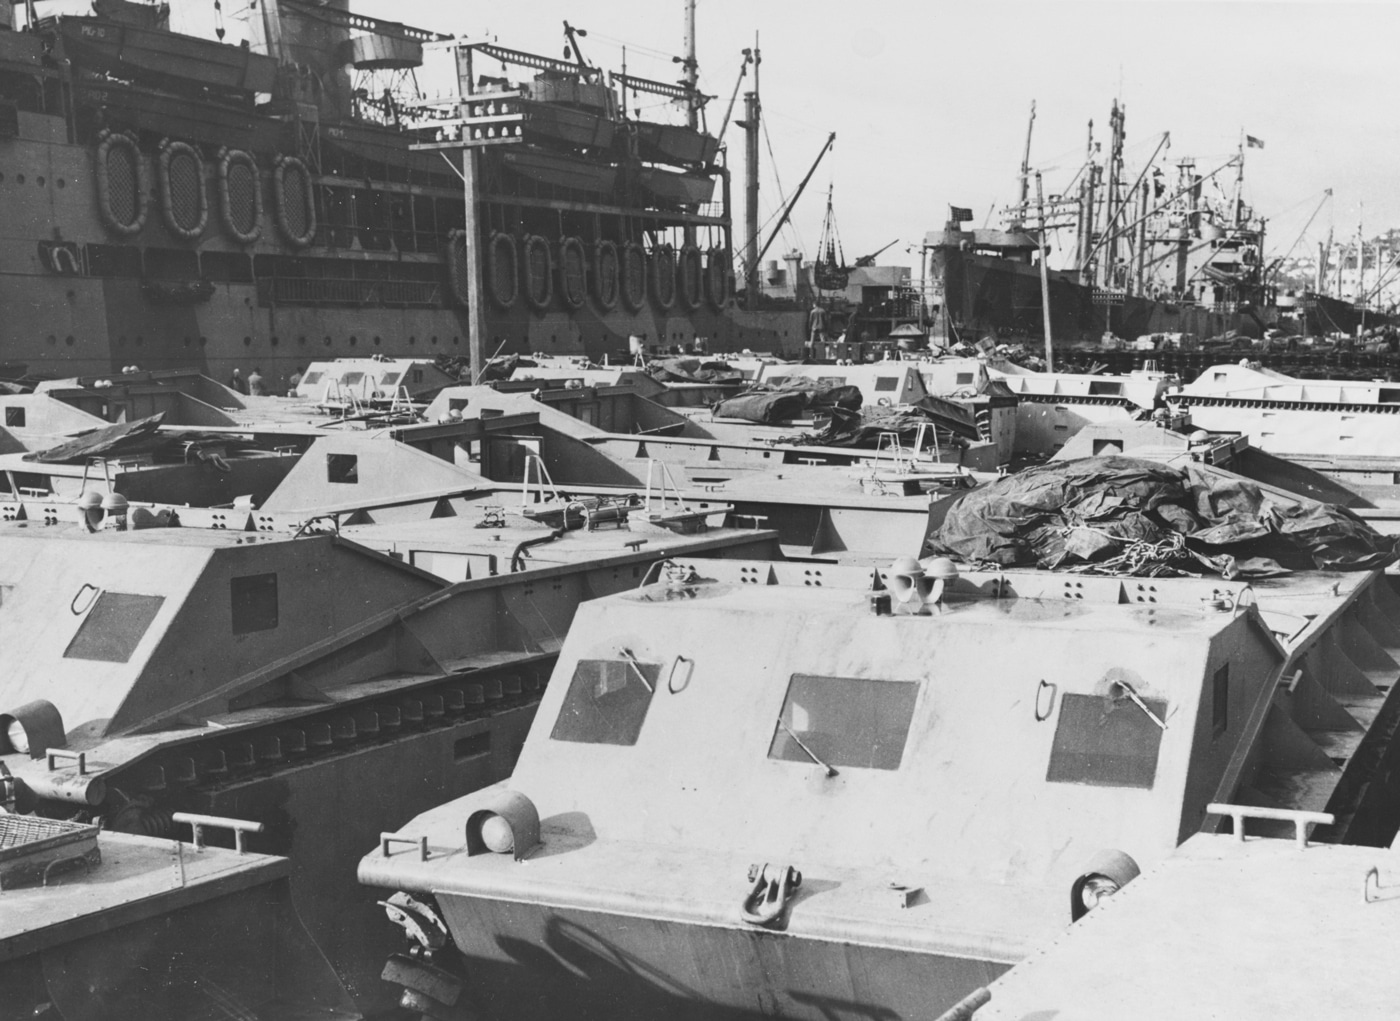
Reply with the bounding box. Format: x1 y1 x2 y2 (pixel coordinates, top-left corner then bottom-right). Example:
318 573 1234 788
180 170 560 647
1246 135 1265 149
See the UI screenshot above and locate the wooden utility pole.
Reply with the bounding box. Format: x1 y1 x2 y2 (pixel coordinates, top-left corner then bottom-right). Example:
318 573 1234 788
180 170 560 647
460 149 487 383
1036 171 1054 370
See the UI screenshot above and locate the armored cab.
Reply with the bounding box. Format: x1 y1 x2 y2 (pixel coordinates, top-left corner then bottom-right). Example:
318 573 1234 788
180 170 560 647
362 557 1400 1019
0 511 778 1011
977 824 1400 1020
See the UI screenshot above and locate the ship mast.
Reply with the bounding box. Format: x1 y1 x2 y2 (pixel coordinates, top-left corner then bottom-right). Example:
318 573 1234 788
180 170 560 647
1100 100 1124 289
1358 205 1366 330
1014 100 1035 230
1317 227 1333 295
741 33 761 309
1076 119 1095 283
1035 171 1054 369
1233 131 1245 227
680 0 699 247
682 0 699 130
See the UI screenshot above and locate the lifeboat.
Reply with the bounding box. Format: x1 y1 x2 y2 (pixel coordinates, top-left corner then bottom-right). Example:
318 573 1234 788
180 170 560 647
593 240 620 311
620 242 647 313
558 236 588 311
650 244 677 311
522 235 554 311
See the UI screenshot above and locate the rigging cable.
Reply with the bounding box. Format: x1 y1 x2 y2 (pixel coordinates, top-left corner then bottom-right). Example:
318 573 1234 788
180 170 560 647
761 118 804 255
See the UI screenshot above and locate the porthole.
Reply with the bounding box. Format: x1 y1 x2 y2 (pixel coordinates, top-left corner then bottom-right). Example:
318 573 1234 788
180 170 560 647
243 336 252 347
64 335 74 346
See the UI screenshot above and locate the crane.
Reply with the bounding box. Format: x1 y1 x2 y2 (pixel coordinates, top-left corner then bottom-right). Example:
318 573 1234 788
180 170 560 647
854 239 899 267
748 131 835 275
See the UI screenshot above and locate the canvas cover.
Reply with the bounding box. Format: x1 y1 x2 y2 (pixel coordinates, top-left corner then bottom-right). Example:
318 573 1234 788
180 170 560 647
713 389 810 424
923 455 1398 577
25 413 167 464
783 405 938 448
713 377 863 423
648 358 743 384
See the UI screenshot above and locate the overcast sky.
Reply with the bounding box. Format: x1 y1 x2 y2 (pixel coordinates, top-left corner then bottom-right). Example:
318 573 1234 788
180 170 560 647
196 0 1400 270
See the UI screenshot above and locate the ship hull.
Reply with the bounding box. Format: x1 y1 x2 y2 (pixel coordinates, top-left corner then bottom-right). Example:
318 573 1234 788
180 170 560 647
1295 291 1389 336
1 266 802 387
431 895 1009 1021
933 247 1269 344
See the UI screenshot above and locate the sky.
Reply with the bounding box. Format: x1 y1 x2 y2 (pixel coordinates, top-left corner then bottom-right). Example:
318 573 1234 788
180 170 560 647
184 0 1400 271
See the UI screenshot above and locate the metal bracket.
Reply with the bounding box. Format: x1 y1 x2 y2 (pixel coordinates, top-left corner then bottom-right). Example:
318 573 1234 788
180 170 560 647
380 833 430 862
667 655 694 694
70 583 100 616
740 863 802 928
46 749 87 775
1365 866 1383 904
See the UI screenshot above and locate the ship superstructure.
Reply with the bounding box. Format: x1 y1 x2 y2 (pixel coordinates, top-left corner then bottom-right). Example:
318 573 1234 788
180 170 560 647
0 0 802 386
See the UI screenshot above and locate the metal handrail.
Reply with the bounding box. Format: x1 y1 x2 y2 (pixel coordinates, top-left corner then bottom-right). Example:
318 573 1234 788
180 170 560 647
1205 802 1334 849
172 811 265 854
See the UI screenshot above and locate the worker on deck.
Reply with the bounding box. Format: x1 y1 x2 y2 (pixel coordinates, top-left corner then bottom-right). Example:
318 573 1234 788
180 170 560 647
247 367 266 396
806 304 827 360
229 367 248 395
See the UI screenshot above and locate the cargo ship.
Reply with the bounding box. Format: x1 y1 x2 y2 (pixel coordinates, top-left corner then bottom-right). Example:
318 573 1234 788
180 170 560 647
0 0 803 387
925 102 1386 348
